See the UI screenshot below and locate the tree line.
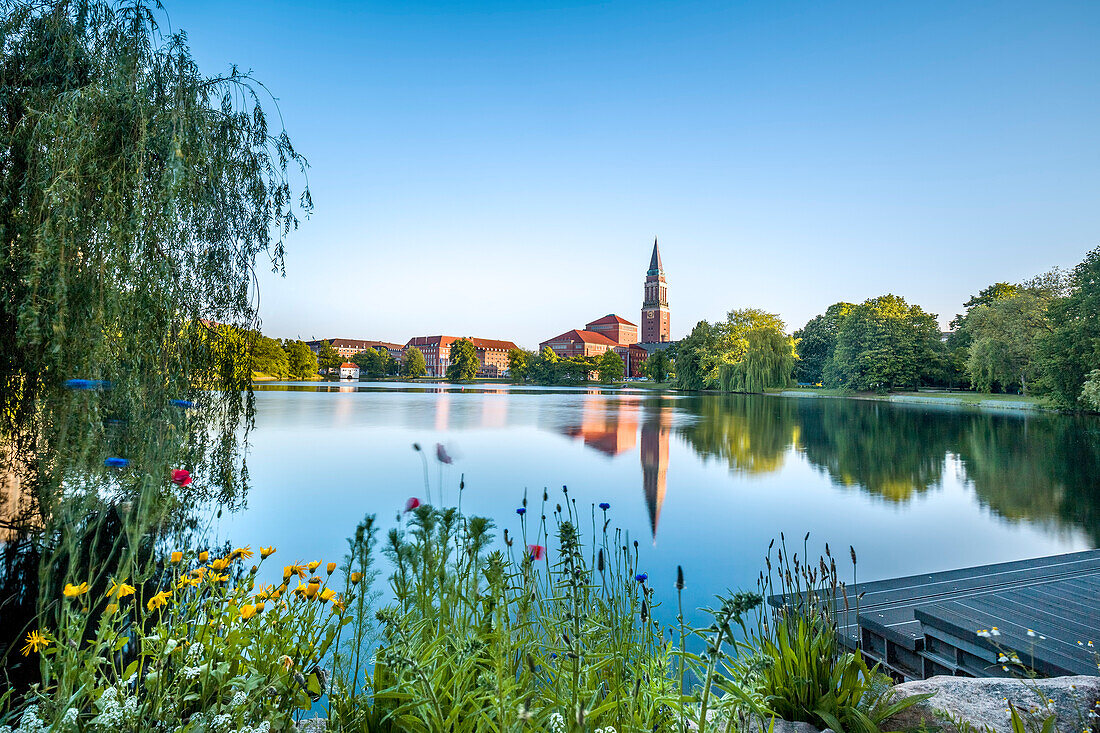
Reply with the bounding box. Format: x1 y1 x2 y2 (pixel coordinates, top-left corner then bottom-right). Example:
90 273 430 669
668 245 1100 410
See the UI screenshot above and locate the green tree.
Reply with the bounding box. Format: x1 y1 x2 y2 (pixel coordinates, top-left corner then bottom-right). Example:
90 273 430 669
645 349 672 383
316 340 342 374
825 295 943 391
507 348 531 382
1036 246 1100 407
352 349 382 379
1081 371 1100 412
673 310 795 392
964 292 1052 393
793 303 852 384
0 0 308 690
560 355 596 383
446 338 479 381
596 349 625 383
402 347 427 378
529 347 560 383
672 321 720 390
285 340 319 380
250 333 290 379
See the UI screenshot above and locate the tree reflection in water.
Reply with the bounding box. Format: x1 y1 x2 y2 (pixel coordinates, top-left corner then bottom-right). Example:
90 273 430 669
560 392 1100 545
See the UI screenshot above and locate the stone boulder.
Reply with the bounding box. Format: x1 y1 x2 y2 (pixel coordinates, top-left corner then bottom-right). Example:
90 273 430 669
881 675 1100 733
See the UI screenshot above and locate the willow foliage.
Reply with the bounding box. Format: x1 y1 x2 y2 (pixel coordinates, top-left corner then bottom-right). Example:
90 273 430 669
674 309 796 392
0 0 310 519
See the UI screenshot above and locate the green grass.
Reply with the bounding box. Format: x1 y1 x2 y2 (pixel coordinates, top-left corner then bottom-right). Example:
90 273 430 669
769 386 1049 408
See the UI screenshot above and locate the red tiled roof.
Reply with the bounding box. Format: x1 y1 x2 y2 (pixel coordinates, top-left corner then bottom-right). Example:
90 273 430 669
586 314 637 328
340 362 357 369
542 329 619 346
405 336 518 351
308 338 404 350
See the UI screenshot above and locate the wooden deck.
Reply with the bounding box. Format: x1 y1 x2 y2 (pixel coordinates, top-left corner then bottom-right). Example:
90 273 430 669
770 550 1100 680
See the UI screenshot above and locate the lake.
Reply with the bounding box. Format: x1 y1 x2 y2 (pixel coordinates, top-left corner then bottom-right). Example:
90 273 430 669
218 382 1100 629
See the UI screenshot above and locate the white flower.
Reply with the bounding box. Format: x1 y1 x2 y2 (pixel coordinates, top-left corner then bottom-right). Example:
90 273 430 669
231 691 247 708
549 713 566 733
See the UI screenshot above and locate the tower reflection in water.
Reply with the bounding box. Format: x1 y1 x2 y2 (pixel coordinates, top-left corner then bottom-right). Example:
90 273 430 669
560 395 672 543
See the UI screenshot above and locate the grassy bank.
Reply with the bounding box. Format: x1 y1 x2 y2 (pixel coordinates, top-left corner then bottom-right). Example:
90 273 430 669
769 386 1049 410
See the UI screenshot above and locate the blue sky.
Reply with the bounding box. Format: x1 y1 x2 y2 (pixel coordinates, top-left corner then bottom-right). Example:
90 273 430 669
173 0 1100 348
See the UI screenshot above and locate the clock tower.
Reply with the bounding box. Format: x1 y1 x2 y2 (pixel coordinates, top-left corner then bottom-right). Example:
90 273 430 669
641 238 670 343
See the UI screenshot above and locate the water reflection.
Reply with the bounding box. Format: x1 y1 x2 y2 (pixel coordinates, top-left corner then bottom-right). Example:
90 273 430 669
249 383 1100 547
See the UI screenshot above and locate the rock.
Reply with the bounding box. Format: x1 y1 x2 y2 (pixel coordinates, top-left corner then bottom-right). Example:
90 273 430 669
770 721 830 733
882 675 1100 733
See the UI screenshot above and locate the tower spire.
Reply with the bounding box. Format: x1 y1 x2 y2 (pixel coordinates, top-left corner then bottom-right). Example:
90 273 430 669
648 237 663 275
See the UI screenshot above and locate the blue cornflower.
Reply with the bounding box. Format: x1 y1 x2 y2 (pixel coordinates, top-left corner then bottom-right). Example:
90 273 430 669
169 399 195 409
599 502 610 510
635 573 648 583
550 652 557 659
104 457 129 468
516 507 526 515
65 379 91 390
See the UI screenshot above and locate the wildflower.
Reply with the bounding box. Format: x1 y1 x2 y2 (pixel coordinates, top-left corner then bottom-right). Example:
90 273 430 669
528 544 546 561
516 507 526 515
404 497 420 512
599 502 610 510
239 604 257 620
319 588 336 603
104 457 129 468
977 629 991 638
198 550 209 562
208 573 229 583
284 564 307 580
436 443 453 464
170 469 192 487
279 655 294 670
210 557 231 572
170 399 195 409
256 601 266 613
147 590 172 611
990 627 1001 636
20 630 50 656
63 582 90 598
331 597 346 613
261 546 276 559
307 560 322 573
350 572 363 583
255 585 276 600
635 573 648 583
231 546 254 560
105 603 118 614
170 551 183 564
176 575 201 590
326 562 336 575
305 581 321 599
106 580 136 599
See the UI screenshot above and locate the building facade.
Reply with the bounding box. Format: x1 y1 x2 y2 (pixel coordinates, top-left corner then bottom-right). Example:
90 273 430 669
306 338 405 362
641 238 670 344
539 318 649 378
404 336 519 378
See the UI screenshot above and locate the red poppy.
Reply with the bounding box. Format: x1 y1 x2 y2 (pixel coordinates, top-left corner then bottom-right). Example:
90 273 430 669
404 497 421 512
528 544 545 561
435 443 453 464
171 469 192 487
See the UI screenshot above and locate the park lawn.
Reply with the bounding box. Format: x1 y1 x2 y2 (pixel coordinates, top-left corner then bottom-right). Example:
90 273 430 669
769 385 1048 407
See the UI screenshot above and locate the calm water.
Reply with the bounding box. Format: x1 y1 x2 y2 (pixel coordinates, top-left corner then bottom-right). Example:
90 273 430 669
217 382 1100 628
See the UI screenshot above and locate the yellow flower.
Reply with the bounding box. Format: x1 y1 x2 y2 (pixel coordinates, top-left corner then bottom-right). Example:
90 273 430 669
350 572 363 583
304 583 319 600
260 546 276 559
326 562 337 575
230 546 254 560
105 580 136 599
208 573 229 583
176 575 201 590
63 582 90 598
20 630 50 656
170 551 183 564
239 604 257 620
255 601 266 614
254 584 276 600
146 590 172 611
284 565 307 580
331 596 346 614
279 655 294 670
105 603 119 614
307 561 322 573
198 550 209 562
319 588 336 603
209 557 231 572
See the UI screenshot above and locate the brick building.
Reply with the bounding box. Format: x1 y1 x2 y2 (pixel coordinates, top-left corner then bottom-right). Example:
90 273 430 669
641 238 671 344
306 338 405 362
404 336 519 378
538 321 649 378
